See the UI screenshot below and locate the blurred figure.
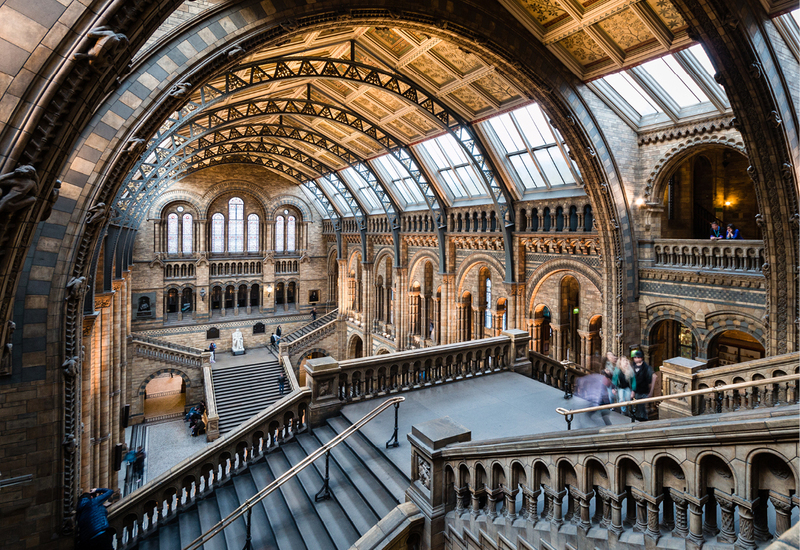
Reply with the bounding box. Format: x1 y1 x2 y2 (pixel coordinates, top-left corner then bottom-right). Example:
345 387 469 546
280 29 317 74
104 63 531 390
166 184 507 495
613 356 634 413
726 223 742 239
632 350 656 421
576 373 612 426
603 352 617 406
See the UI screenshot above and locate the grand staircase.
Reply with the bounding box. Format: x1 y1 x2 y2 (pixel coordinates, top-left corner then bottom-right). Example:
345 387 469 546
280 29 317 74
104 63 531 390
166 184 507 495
133 415 410 550
281 308 338 344
212 357 286 434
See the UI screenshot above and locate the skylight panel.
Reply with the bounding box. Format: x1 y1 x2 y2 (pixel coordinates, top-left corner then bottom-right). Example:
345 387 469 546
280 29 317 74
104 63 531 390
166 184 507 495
516 104 554 148
317 177 352 215
437 134 471 165
509 155 545 189
602 72 661 117
418 134 486 199
341 167 381 211
534 149 567 186
791 8 800 27
488 113 527 153
642 56 709 107
373 155 426 205
440 169 468 198
688 45 716 77
300 185 330 218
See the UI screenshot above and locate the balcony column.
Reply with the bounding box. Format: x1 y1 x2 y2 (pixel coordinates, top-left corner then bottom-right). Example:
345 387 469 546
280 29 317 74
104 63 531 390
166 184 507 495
578 330 591 370
736 499 758 550
441 274 455 345
769 494 794 537
687 498 708 549
524 487 540 521
606 489 625 539
393 267 408 351
551 326 561 360
575 488 594 533
546 486 566 528
504 488 518 518
704 492 720 536
361 262 374 354
671 490 689 538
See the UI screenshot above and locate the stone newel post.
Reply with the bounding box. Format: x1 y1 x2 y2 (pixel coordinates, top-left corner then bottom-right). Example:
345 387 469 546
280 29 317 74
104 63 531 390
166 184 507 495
502 329 532 377
658 357 707 418
304 357 343 426
407 417 471 550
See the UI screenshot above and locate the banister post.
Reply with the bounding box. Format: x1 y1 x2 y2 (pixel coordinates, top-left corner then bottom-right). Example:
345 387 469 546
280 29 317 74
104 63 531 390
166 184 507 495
407 417 471 550
305 357 343 427
502 329 532 377
658 357 707 418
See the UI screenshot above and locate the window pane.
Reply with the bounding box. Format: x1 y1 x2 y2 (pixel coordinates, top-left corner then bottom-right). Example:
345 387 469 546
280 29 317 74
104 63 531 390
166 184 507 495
602 72 662 116
510 153 546 189
402 178 425 202
534 148 566 186
421 140 449 169
549 147 577 184
211 213 224 253
515 104 553 148
287 216 296 252
275 215 284 253
641 56 709 107
182 214 193 254
437 134 470 165
688 44 716 76
488 113 526 152
247 214 259 252
167 213 178 254
455 165 483 196
228 198 244 253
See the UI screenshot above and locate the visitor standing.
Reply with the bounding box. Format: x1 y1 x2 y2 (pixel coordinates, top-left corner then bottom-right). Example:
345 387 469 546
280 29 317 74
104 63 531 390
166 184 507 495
631 350 656 421
603 352 617 406
311 307 317 321
726 223 742 239
77 488 114 550
709 221 723 240
278 372 286 395
276 325 282 343
612 356 634 414
133 447 145 482
208 342 216 363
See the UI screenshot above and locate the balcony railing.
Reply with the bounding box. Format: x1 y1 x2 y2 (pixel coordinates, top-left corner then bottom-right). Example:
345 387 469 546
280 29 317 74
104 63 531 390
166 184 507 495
130 335 207 368
650 239 764 272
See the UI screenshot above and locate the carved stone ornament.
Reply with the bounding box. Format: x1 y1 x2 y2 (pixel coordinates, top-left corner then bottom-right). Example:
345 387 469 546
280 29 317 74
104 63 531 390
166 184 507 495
86 202 107 225
0 165 39 217
417 455 432 489
62 356 80 378
168 82 192 98
72 26 129 70
63 434 77 454
124 137 145 154
0 320 15 375
318 380 330 397
781 163 794 181
747 165 758 182
768 110 782 127
41 179 62 222
748 61 763 80
66 276 87 300
227 46 245 58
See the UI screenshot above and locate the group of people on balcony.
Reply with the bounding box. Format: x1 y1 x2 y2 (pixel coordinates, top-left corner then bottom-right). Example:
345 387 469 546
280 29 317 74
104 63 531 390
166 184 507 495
709 220 742 240
580 350 657 424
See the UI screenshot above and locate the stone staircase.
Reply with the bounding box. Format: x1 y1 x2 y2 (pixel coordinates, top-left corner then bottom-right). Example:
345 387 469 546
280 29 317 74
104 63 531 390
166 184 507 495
212 358 287 434
131 415 410 550
281 308 338 344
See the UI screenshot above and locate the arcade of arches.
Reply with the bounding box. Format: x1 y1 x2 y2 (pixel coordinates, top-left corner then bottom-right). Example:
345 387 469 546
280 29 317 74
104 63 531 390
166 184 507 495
0 0 797 546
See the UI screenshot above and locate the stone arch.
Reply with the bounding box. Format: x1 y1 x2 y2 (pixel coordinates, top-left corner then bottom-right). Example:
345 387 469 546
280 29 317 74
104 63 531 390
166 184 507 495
743 447 799 499
373 247 395 272
152 189 205 219
644 136 748 202
136 368 192 396
203 185 267 220
408 249 440 281
695 450 737 497
265 194 313 222
454 253 506 291
702 311 766 353
641 303 704 350
524 258 603 316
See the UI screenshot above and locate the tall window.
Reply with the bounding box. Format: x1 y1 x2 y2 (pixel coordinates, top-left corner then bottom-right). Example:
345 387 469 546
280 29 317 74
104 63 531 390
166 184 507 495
275 215 285 253
287 216 296 252
211 213 224 253
167 213 179 254
228 197 244 253
484 278 492 329
182 214 193 254
247 214 259 252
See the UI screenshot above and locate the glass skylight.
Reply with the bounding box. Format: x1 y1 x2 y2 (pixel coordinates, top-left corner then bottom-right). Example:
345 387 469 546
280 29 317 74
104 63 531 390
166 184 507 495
316 176 353 215
791 8 800 27
417 134 485 199
688 45 716 77
483 103 579 192
372 154 426 205
341 167 382 211
602 72 662 117
300 185 331 218
641 56 709 107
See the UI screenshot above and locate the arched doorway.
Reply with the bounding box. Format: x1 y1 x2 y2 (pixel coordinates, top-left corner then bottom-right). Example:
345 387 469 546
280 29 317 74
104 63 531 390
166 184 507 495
237 285 247 309
181 288 193 314
225 285 235 310
211 286 222 314
649 319 696 368
588 315 603 371
287 282 296 310
349 335 364 359
533 305 552 357
708 330 765 365
275 282 285 309
560 276 580 362
250 284 260 308
166 289 179 315
143 373 185 421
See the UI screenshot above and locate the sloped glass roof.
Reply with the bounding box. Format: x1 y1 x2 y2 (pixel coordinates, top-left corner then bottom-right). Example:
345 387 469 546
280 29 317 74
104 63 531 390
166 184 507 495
316 175 353 216
416 134 486 200
371 154 427 208
299 185 331 218
602 72 663 117
640 56 709 107
340 167 383 213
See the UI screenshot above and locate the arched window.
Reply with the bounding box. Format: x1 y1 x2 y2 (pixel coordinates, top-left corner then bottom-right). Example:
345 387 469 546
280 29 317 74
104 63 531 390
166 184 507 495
484 278 492 328
211 213 224 253
182 213 193 254
275 215 285 253
287 215 296 252
228 197 244 253
247 213 259 252
167 213 178 255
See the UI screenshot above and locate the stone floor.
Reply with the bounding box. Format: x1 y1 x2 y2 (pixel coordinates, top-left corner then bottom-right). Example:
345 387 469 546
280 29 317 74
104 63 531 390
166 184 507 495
211 346 280 370
143 419 211 483
340 371 630 476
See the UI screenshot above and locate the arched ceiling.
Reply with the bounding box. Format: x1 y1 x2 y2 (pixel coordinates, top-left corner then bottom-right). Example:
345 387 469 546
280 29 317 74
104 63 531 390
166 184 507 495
115 0 715 226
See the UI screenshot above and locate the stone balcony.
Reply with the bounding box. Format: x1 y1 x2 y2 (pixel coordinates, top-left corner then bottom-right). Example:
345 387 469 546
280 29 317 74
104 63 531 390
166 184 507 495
639 238 765 273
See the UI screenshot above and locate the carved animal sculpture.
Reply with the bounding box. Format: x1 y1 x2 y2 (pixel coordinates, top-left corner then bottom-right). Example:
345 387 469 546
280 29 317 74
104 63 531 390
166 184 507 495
72 26 129 70
0 165 39 217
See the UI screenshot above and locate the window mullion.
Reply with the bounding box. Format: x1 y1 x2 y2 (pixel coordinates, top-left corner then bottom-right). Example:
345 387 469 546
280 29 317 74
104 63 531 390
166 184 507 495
673 50 729 113
543 120 582 186
627 67 681 121
510 114 554 189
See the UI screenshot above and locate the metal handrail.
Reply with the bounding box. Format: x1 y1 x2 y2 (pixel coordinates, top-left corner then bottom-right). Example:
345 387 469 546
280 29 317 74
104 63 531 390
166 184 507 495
182 396 405 550
556 373 800 427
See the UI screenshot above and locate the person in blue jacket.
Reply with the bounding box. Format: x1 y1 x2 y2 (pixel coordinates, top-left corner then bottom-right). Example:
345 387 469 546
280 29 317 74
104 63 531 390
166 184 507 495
725 223 742 239
77 488 114 549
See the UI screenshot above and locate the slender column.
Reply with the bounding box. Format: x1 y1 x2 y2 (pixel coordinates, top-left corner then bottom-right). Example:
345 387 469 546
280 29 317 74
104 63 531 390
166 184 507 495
470 486 481 516
608 490 625 537
661 491 675 530
632 492 647 532
454 486 466 514
704 493 720 536
714 492 737 543
753 493 772 542
646 500 662 542
671 491 689 539
505 489 517 518
688 500 708 548
736 501 757 550
577 489 594 532
525 487 541 521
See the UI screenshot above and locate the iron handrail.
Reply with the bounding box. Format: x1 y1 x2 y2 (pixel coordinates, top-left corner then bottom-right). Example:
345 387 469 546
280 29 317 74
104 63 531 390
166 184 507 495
182 396 405 550
556 372 800 418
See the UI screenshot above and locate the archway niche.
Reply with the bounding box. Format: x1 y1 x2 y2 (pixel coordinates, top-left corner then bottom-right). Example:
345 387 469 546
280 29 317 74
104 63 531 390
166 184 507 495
649 319 696 368
533 305 552 356
143 373 186 421
658 147 758 240
708 329 765 365
349 335 364 359
560 276 580 363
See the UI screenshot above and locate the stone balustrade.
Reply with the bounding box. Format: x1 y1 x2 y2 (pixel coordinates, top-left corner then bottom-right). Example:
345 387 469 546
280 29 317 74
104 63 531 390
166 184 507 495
107 389 311 548
529 350 588 393
405 407 799 550
279 311 339 357
650 239 764 272
202 365 220 442
304 331 531 425
130 335 208 368
659 352 799 418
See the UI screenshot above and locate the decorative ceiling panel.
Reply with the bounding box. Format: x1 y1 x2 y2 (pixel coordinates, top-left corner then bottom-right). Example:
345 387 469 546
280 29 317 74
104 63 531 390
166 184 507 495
352 96 390 119
645 0 687 31
429 42 483 75
519 0 569 27
408 57 457 87
365 27 415 57
449 86 494 116
558 30 608 67
473 73 520 105
597 8 656 51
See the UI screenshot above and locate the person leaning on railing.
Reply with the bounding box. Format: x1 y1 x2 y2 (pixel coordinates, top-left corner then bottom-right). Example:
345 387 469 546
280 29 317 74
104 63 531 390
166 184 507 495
631 350 656 421
77 488 114 549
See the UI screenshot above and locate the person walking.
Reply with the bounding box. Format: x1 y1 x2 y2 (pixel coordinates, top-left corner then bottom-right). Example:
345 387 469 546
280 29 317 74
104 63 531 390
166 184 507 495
77 488 114 549
208 342 216 363
133 447 145 482
311 307 317 321
631 350 656 421
603 352 617 406
613 356 634 414
278 372 286 395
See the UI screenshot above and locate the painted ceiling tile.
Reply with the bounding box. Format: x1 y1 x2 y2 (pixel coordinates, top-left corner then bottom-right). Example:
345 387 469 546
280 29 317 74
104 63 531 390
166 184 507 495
387 118 420 140
558 30 607 66
429 42 483 76
319 122 346 139
518 0 570 27
408 57 456 87
368 90 405 111
450 86 492 114
645 0 687 30
366 27 414 58
353 96 389 119
322 80 353 99
473 73 518 103
597 8 655 51
403 111 437 133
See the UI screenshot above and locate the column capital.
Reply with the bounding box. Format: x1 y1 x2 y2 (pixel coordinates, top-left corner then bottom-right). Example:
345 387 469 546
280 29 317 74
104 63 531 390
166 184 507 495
631 486 664 505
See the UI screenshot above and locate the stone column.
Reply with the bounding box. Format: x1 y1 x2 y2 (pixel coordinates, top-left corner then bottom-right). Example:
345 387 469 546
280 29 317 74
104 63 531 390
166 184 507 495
769 494 793 537
548 487 567 528
525 487 541 521
573 488 594 533
407 417 472 549
606 489 625 539
736 500 758 550
671 491 689 539
714 491 737 544
361 262 374 354
95 293 114 489
551 326 561 360
503 329 532 376
704 492 720 536
81 315 97 490
632 492 647 532
304 357 343 425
